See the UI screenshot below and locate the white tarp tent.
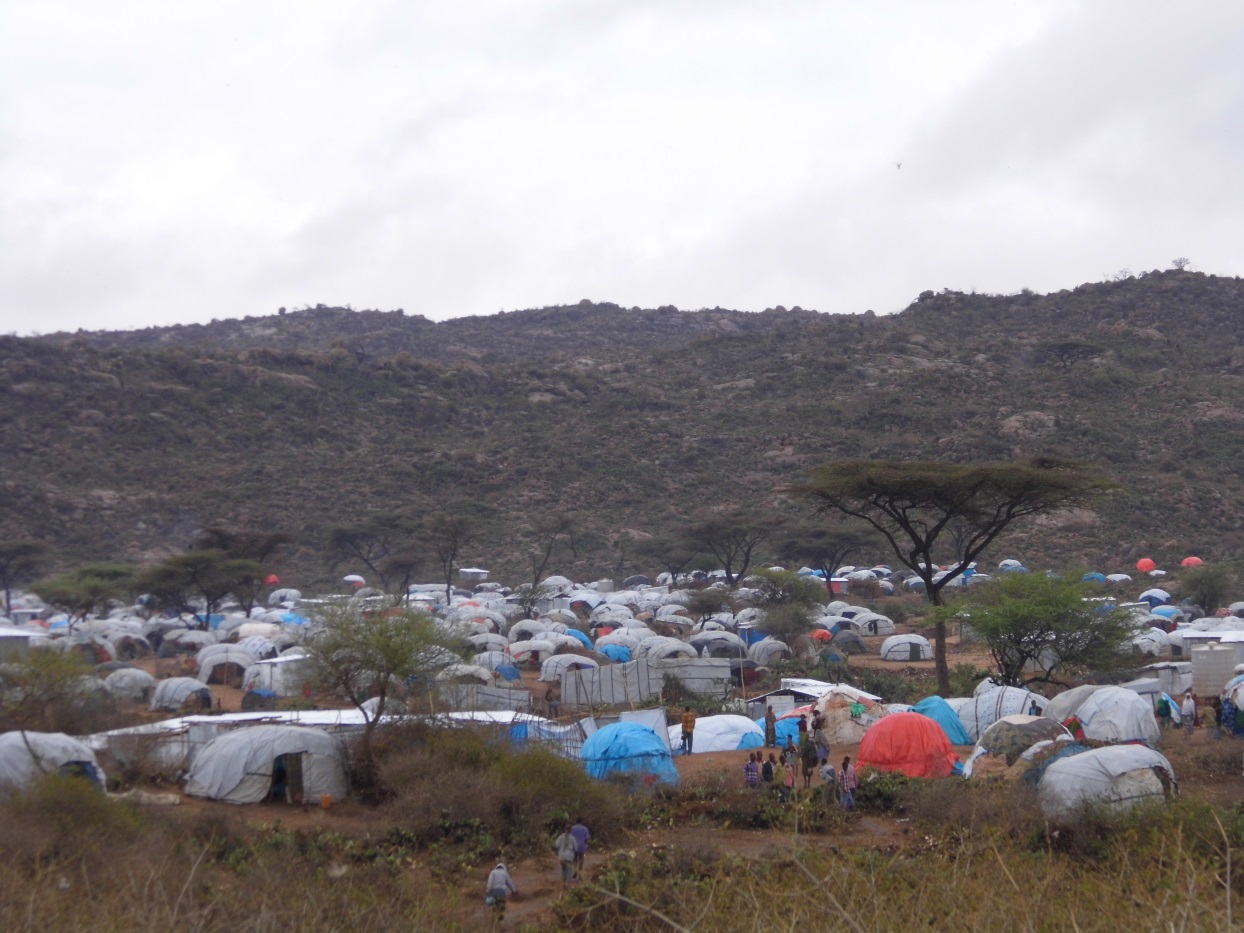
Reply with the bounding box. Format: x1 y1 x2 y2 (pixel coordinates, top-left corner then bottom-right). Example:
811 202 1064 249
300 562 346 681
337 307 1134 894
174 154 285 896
1038 745 1175 819
666 714 763 754
1071 686 1161 745
958 687 1047 742
0 731 106 793
184 725 348 805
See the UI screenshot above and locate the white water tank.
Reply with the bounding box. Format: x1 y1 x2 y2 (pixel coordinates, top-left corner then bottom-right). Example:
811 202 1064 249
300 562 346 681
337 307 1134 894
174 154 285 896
1191 643 1244 696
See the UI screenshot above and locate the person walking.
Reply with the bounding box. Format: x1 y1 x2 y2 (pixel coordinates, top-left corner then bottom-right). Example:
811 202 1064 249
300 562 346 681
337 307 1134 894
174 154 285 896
485 862 517 920
800 736 819 789
570 817 591 881
553 825 577 885
764 706 777 747
774 754 790 802
680 706 697 755
839 756 858 811
762 752 776 785
1181 691 1197 739
783 752 796 802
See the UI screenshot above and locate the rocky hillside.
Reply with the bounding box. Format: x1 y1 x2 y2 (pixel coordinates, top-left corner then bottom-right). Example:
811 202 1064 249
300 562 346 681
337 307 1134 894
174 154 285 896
5 270 1243 585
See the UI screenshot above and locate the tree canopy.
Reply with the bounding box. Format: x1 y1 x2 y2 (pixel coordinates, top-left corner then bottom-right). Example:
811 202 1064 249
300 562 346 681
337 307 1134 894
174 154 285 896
940 572 1139 688
798 457 1114 693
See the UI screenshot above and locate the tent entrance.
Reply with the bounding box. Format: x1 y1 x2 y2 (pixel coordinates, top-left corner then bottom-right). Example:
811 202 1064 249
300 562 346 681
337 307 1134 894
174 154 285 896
271 754 305 803
908 644 923 662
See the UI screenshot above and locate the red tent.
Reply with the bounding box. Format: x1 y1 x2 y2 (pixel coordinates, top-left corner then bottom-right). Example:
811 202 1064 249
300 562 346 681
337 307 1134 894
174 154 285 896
858 712 959 778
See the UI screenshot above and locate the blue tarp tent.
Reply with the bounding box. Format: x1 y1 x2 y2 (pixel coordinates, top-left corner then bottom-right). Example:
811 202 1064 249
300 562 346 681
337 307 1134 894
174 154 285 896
599 644 631 663
1082 572 1106 583
581 723 679 785
496 664 521 682
912 695 972 746
754 715 802 747
564 628 593 649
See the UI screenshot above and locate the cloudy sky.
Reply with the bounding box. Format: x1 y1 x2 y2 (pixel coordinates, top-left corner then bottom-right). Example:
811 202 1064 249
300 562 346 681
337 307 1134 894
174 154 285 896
3 1 1242 334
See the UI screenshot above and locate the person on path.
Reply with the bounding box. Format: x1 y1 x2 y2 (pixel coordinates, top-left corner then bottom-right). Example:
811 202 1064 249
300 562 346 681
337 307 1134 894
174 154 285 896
1156 694 1172 731
1181 691 1197 738
554 826 578 884
762 753 775 785
570 817 590 880
839 756 858 811
783 752 796 802
681 706 697 755
743 752 760 789
764 706 777 747
485 862 517 916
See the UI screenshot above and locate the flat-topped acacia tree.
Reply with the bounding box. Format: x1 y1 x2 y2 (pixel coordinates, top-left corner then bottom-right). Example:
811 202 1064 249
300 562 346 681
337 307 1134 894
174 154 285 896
797 457 1114 695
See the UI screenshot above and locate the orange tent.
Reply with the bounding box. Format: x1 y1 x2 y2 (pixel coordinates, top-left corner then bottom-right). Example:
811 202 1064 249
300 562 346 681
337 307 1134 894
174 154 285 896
858 712 959 779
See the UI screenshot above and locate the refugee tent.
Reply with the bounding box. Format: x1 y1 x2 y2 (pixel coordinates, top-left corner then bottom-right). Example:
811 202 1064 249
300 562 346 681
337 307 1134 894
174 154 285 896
666 715 763 754
1044 685 1108 724
959 687 1047 742
185 725 349 805
879 634 933 662
689 631 746 658
855 613 897 636
540 654 599 682
830 630 868 655
197 645 257 687
436 663 493 684
580 722 679 785
595 632 641 652
747 637 792 665
637 637 698 661
964 715 1071 779
1069 686 1160 744
858 712 959 778
508 639 555 662
509 620 553 643
598 644 631 663
237 636 279 660
0 732 106 794
1038 745 1175 819
103 667 157 702
911 696 972 745
150 677 213 712
469 633 509 653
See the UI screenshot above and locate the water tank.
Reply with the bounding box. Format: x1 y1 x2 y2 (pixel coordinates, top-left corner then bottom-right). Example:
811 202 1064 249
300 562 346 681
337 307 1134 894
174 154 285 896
1191 643 1244 696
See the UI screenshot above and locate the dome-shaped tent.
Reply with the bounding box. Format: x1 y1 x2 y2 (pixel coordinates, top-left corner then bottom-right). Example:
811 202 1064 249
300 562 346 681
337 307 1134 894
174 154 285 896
879 634 933 662
580 723 679 785
747 637 792 665
1069 686 1160 745
0 731 106 794
958 687 1047 742
103 667 157 702
858 712 959 778
964 715 1072 779
539 654 600 682
150 677 213 712
1038 745 1175 819
911 695 972 745
666 715 763 754
185 725 348 805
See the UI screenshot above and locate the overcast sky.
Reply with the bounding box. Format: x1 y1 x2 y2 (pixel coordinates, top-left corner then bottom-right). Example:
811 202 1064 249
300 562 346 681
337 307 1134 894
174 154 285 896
3 1 1242 334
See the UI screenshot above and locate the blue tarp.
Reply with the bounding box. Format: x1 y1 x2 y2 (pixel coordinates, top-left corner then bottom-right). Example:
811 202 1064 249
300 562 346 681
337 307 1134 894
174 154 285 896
736 732 764 751
599 644 632 663
912 695 972 746
564 628 593 648
1082 572 1106 583
754 715 802 747
496 664 521 682
580 723 679 785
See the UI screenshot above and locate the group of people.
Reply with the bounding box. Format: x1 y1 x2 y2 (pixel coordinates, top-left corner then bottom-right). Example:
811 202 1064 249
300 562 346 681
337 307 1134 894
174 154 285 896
743 747 857 809
1156 689 1228 737
484 817 592 917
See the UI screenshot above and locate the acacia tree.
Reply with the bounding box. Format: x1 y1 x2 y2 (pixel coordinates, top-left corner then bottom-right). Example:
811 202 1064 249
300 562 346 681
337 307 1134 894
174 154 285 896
191 527 290 614
135 551 262 628
799 457 1114 694
634 530 701 586
774 522 877 581
426 510 476 606
940 572 1138 687
326 515 419 596
684 509 778 586
513 514 577 614
31 563 136 632
0 540 49 616
306 603 456 773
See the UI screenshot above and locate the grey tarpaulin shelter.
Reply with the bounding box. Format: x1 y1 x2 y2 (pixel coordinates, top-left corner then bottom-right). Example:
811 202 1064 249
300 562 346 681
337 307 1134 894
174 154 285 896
184 725 348 805
0 731 106 794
